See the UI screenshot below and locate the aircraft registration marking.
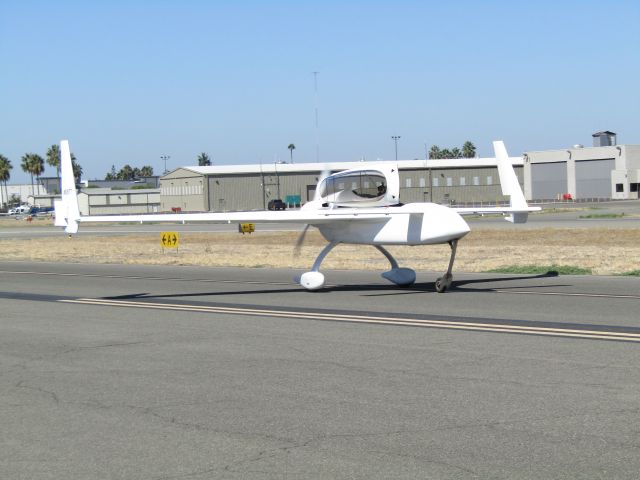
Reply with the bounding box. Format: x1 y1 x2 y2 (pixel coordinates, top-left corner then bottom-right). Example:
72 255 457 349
60 297 640 343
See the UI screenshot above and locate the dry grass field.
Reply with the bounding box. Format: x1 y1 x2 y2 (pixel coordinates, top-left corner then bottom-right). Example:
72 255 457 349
2 219 639 275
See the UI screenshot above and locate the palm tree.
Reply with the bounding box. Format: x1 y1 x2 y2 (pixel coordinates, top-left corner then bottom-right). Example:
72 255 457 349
462 141 476 158
0 154 12 210
439 148 452 159
117 164 134 180
428 145 441 159
46 144 61 177
72 158 82 185
21 153 44 197
450 147 462 159
139 166 154 177
197 152 211 166
46 145 63 193
287 144 296 163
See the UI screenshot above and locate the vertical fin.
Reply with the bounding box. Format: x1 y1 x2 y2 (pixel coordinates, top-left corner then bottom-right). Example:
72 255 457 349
54 140 80 234
493 140 529 223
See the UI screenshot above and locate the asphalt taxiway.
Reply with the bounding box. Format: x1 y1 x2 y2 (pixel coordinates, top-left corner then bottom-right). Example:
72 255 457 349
1 262 640 479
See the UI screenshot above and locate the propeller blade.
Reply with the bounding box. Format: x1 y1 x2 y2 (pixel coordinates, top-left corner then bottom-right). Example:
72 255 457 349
294 224 311 257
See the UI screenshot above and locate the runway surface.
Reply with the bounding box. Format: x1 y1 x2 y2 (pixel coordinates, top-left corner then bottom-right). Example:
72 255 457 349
1 261 640 479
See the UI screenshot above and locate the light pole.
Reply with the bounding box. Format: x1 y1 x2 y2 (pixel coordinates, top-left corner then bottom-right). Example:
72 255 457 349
160 155 170 174
391 136 401 160
274 161 281 199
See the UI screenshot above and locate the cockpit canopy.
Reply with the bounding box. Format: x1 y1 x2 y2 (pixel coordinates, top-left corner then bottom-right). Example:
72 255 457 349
316 166 400 207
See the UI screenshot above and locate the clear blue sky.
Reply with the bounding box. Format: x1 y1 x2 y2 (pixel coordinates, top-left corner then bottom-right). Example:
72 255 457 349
1 0 639 182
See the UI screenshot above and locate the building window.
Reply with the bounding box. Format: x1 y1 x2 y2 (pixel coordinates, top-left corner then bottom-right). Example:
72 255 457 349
487 175 493 185
616 183 624 193
473 176 479 186
459 177 466 186
405 178 412 188
630 183 639 192
446 177 453 187
433 177 439 187
419 177 426 188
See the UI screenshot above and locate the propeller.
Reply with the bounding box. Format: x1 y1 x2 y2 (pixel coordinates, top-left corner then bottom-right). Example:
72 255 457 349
294 224 311 258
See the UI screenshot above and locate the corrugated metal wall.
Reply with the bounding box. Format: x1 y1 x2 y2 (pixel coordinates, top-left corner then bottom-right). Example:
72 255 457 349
575 159 614 198
399 166 521 204
207 172 321 211
79 191 160 215
164 165 524 212
531 162 567 199
161 174 207 212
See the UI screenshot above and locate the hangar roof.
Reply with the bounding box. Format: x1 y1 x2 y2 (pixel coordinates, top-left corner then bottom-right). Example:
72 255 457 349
77 188 159 195
163 157 522 178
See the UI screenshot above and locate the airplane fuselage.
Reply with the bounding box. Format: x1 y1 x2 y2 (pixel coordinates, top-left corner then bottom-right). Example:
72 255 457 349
317 203 471 245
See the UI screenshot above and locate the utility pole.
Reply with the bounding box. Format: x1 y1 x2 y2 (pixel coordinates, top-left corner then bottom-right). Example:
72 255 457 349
313 71 320 163
424 142 433 203
391 136 401 161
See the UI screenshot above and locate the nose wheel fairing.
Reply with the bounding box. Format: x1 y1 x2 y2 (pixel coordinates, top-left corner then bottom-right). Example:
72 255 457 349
297 239 460 292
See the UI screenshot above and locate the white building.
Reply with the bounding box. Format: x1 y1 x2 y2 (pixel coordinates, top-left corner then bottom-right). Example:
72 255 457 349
524 132 640 200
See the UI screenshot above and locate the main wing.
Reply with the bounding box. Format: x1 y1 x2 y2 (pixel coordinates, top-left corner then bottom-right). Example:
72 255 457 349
74 209 393 226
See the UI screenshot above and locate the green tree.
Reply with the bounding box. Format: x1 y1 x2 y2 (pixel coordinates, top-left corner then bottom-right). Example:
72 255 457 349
0 154 12 209
21 153 45 196
139 166 154 177
46 144 61 177
439 148 452 159
47 144 77 191
462 141 476 158
117 164 135 180
287 143 296 163
105 165 117 180
428 145 441 159
72 158 83 184
46 143 62 193
450 147 462 159
197 152 211 166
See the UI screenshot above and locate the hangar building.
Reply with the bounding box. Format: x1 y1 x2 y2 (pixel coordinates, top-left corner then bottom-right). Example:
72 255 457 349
524 132 640 201
160 157 524 212
77 188 160 215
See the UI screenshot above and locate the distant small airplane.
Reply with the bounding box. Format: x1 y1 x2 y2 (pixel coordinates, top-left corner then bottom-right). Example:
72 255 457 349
55 140 540 291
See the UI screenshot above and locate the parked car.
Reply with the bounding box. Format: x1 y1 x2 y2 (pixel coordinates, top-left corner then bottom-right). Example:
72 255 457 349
8 205 31 215
267 199 286 211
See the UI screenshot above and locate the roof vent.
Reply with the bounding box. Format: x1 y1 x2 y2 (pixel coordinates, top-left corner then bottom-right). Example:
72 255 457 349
592 131 616 147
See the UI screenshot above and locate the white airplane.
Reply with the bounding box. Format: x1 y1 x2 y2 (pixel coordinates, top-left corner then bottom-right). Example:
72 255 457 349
55 140 540 291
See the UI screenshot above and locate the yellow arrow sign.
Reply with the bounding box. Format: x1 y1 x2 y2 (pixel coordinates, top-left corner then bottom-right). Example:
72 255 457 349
239 223 255 234
160 231 180 248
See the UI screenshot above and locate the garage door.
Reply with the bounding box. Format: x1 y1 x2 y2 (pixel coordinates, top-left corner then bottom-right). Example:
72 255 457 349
531 162 567 200
575 159 614 199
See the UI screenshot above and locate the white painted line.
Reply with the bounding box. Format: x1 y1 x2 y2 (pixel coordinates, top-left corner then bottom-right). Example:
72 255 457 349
495 290 640 300
59 298 640 342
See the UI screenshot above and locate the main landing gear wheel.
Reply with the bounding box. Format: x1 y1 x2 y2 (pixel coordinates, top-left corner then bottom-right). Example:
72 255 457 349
435 239 458 293
435 273 452 293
